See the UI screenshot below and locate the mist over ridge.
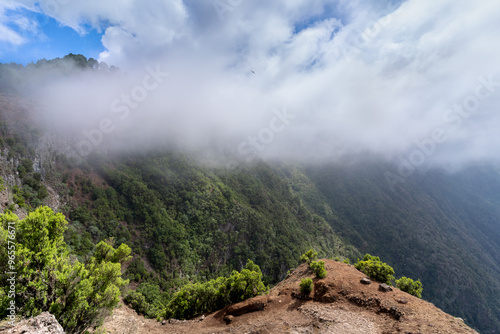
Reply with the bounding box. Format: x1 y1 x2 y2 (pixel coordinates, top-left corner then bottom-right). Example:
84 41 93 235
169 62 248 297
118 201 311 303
1 0 500 173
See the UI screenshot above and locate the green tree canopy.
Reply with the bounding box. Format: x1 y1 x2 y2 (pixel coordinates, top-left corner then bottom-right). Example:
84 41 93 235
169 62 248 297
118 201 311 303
354 254 395 284
0 207 131 333
396 276 423 298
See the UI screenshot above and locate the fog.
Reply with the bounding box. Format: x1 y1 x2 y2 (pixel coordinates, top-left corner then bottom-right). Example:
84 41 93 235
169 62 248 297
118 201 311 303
2 0 500 171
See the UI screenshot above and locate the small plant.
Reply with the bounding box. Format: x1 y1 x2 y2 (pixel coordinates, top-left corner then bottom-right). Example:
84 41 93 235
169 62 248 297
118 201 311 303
343 258 350 264
310 260 327 279
300 249 318 265
334 256 340 262
354 254 395 284
396 277 423 298
300 278 313 295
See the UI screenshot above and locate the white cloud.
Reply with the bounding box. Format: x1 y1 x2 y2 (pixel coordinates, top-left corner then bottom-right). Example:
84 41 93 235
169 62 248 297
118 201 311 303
0 2 28 45
6 0 500 167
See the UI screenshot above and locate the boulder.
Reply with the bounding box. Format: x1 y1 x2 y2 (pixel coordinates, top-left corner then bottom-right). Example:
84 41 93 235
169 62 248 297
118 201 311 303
1 312 64 334
378 283 393 292
360 278 372 285
396 297 408 304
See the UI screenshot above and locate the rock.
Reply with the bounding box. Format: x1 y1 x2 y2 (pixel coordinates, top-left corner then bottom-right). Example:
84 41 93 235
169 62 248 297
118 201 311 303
396 297 408 304
226 295 267 316
161 320 166 325
378 283 393 292
380 305 405 320
360 278 372 285
2 312 64 334
199 315 205 321
223 315 234 324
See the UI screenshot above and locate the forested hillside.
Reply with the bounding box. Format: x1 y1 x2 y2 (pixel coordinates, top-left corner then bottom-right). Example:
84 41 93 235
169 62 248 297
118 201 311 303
283 162 500 333
64 152 358 282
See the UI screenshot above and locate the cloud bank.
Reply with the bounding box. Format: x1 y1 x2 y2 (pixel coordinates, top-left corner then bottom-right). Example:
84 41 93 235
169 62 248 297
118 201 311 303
3 0 500 168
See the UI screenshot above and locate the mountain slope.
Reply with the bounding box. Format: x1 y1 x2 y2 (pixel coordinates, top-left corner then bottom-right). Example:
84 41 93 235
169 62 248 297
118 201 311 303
289 162 500 333
101 260 478 334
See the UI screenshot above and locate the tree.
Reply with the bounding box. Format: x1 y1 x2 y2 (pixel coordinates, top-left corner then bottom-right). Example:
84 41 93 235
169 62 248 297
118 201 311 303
396 277 423 298
0 207 131 333
300 278 313 294
354 254 395 284
87 58 98 69
310 260 327 279
165 259 267 320
300 249 318 265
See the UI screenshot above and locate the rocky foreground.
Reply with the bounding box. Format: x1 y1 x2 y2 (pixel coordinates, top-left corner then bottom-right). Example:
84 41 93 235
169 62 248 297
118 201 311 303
102 260 478 334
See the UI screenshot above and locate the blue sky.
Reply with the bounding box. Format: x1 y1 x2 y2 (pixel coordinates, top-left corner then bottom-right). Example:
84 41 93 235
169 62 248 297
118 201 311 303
0 7 103 65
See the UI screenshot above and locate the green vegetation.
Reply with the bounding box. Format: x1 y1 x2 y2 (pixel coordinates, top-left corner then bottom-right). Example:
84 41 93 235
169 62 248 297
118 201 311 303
300 249 318 265
300 278 313 295
300 250 327 279
164 260 266 319
354 254 395 284
56 151 357 314
123 259 267 320
295 162 500 332
396 277 423 298
0 207 130 333
310 260 327 279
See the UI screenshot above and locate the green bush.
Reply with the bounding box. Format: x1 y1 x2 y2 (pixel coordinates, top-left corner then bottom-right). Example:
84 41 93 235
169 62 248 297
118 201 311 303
396 277 423 298
300 278 313 294
165 259 267 320
124 290 149 315
0 207 131 334
354 254 395 284
300 249 318 265
310 260 327 279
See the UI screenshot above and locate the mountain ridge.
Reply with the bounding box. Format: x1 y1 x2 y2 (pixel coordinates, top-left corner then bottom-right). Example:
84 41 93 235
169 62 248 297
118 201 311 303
101 259 478 334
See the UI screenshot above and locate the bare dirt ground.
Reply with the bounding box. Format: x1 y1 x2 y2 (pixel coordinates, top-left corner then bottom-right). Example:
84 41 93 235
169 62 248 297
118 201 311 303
101 260 478 334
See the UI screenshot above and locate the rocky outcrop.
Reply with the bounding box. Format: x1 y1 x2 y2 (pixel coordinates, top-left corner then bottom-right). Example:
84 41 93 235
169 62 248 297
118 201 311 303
0 312 64 334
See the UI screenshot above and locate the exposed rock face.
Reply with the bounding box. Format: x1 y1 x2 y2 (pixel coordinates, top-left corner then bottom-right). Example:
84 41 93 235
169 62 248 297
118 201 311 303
378 283 393 292
0 312 64 334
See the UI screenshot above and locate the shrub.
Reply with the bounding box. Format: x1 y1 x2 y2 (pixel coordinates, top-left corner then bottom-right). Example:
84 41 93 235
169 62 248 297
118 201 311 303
300 249 318 265
0 207 131 334
396 277 423 298
300 278 313 294
124 290 149 315
354 254 395 284
310 260 327 279
165 259 267 319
